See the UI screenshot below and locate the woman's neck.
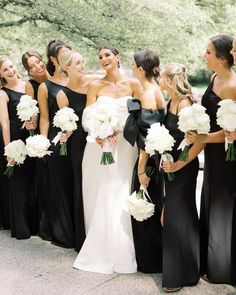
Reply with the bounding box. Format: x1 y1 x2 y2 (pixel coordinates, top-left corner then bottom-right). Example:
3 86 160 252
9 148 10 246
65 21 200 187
215 67 233 80
104 69 123 84
6 78 22 89
50 71 68 85
67 74 84 89
34 72 50 84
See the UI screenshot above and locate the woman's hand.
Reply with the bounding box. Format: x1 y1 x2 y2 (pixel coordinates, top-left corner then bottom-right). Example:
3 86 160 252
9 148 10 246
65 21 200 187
59 131 72 144
162 160 180 173
25 120 37 130
224 130 236 142
7 156 16 167
108 132 118 145
138 172 150 188
96 137 104 147
186 131 208 144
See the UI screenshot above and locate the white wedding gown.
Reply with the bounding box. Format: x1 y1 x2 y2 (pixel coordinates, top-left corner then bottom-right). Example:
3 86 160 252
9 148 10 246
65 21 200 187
73 96 138 274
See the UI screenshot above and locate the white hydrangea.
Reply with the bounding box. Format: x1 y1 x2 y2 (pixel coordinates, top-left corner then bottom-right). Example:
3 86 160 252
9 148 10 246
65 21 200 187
178 103 210 134
145 122 175 156
25 135 52 158
16 95 39 121
217 99 236 131
4 139 27 164
53 107 79 132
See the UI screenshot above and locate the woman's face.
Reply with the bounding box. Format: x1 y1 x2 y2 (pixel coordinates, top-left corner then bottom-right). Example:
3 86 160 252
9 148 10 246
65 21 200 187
131 58 140 78
158 69 168 91
98 49 119 71
230 38 236 66
67 53 85 77
204 42 220 71
0 59 17 82
27 56 46 78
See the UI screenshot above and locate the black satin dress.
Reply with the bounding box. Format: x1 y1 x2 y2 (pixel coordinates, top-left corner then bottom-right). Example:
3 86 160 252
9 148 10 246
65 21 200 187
29 79 52 240
200 78 236 284
45 80 75 248
62 87 86 252
2 87 36 239
124 99 165 273
162 102 199 288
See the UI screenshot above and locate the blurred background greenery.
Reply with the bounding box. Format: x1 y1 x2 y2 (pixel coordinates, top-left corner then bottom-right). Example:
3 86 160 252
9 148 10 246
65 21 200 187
0 0 235 90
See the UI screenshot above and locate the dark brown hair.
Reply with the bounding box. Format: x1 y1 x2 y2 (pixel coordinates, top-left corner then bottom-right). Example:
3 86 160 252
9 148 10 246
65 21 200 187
134 49 160 79
210 35 234 67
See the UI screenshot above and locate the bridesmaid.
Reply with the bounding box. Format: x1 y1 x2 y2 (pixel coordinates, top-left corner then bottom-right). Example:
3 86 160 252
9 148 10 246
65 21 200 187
159 63 200 292
125 49 165 273
186 35 236 284
38 39 75 248
56 50 97 251
22 50 51 240
0 56 35 239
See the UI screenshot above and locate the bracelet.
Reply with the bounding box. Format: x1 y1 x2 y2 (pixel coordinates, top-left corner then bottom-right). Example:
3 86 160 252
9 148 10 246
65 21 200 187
138 171 145 176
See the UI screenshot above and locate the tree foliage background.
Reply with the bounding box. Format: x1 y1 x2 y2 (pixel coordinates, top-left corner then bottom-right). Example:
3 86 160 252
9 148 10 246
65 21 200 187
0 0 235 82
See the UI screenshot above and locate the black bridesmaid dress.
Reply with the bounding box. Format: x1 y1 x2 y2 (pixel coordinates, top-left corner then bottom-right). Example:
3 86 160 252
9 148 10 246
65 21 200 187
124 99 165 273
45 80 75 248
1 87 36 239
200 78 236 284
0 125 9 229
62 87 86 252
162 101 199 288
29 78 52 240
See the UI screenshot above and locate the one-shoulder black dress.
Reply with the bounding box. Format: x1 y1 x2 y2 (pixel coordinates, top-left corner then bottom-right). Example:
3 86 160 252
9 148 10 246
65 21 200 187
200 78 236 284
44 80 75 248
124 99 165 273
1 87 35 239
62 87 87 252
162 102 199 288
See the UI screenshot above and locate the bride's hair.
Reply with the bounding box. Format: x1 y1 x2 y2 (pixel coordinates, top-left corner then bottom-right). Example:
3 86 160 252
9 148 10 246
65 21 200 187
133 49 160 79
162 63 196 104
98 45 120 68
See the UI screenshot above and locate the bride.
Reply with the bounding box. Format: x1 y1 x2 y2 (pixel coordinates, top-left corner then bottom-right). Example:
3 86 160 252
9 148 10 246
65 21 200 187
73 45 142 274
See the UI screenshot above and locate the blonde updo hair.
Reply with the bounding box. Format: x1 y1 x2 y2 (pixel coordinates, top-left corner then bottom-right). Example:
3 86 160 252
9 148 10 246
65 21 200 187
162 63 196 103
58 50 78 77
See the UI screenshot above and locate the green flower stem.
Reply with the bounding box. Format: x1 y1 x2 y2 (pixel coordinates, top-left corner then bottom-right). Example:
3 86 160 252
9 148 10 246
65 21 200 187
226 143 236 161
4 166 14 178
166 172 175 182
178 145 190 161
100 152 115 165
29 129 35 136
60 142 67 156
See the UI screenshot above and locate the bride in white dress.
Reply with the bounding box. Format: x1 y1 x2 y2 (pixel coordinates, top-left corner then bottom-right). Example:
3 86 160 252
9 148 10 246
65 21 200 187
73 46 142 274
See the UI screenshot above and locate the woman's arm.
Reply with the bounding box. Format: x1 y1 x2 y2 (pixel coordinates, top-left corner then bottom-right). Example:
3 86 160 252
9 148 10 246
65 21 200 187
25 81 35 98
86 81 99 106
38 83 49 137
138 149 150 188
25 81 38 131
130 78 143 99
0 90 10 146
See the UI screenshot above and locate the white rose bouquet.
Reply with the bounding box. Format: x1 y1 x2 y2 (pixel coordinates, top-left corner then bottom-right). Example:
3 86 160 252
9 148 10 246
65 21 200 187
145 122 176 181
16 95 39 136
216 99 236 161
53 107 79 156
4 140 27 177
82 102 124 165
178 104 210 161
127 167 155 221
25 135 52 158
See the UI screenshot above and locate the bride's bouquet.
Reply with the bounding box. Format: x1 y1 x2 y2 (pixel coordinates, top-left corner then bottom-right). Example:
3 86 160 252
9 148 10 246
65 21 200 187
178 104 210 161
53 107 79 156
216 99 236 161
4 139 27 177
16 95 39 136
145 122 176 181
25 135 52 158
82 102 124 165
127 167 155 221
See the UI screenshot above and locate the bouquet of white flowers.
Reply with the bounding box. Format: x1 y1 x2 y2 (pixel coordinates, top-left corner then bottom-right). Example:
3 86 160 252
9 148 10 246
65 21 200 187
53 107 79 156
25 135 52 158
4 139 27 177
145 122 176 181
16 95 39 136
127 167 155 221
178 104 210 161
216 99 236 161
82 101 124 165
